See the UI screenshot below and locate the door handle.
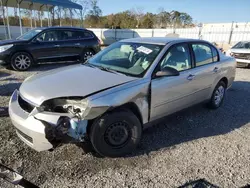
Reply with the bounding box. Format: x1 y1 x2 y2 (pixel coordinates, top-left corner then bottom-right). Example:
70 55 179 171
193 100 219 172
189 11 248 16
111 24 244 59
187 74 195 80
75 43 81 46
54 44 60 47
213 67 219 73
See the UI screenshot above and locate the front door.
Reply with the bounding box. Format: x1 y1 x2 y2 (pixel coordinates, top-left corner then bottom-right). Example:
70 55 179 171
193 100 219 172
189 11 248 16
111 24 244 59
150 43 197 121
30 30 62 62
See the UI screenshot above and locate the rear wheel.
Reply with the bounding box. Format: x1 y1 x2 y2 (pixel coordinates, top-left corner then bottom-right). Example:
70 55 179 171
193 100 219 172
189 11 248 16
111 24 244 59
208 81 226 109
82 49 95 62
90 109 142 157
11 52 33 71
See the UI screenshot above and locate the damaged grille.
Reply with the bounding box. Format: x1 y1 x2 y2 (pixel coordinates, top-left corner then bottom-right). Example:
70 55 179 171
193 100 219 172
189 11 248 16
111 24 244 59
18 95 34 113
234 53 250 60
16 129 33 143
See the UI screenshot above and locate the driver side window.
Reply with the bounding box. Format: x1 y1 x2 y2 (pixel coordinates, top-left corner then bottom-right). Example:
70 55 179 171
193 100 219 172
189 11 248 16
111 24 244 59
36 31 59 42
160 43 191 72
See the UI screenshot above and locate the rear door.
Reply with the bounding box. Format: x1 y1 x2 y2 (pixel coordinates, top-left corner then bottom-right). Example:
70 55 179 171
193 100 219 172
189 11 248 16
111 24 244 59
189 43 220 101
58 30 96 61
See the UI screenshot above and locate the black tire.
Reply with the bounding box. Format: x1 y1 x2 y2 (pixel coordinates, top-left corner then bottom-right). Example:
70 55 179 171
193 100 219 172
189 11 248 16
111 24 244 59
208 81 226 109
11 52 33 71
90 109 142 157
81 49 95 63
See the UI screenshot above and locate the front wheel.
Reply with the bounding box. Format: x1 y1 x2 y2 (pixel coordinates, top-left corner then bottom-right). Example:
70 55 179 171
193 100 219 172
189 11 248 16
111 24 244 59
11 52 33 71
208 81 226 109
90 109 142 157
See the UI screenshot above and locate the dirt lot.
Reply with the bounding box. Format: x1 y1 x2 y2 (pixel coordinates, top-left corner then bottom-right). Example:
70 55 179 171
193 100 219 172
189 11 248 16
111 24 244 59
0 63 250 188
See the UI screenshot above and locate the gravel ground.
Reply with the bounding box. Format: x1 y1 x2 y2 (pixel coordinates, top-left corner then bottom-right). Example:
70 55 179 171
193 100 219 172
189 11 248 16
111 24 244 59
0 64 250 188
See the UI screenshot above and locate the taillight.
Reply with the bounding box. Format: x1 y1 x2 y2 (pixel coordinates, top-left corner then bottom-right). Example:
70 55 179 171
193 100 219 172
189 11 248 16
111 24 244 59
97 38 102 45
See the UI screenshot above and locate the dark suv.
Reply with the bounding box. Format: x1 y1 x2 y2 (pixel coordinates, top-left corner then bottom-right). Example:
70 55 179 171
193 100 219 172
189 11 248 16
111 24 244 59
0 27 101 71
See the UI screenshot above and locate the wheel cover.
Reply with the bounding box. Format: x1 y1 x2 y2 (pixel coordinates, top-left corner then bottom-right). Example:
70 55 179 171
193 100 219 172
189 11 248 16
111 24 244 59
214 85 225 106
83 51 93 61
104 121 131 147
14 55 31 70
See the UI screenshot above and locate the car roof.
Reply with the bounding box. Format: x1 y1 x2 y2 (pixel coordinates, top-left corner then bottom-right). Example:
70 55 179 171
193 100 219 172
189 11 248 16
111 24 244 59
120 37 207 45
38 26 88 31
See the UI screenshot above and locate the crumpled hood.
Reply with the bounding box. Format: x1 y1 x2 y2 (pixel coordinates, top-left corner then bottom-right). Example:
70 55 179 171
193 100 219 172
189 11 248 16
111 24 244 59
20 65 137 106
0 39 28 46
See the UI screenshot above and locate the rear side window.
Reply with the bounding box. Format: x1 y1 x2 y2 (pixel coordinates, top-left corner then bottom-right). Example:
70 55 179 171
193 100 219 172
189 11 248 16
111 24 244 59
57 30 93 40
74 31 93 39
211 46 219 62
83 31 93 38
192 44 213 67
58 30 75 40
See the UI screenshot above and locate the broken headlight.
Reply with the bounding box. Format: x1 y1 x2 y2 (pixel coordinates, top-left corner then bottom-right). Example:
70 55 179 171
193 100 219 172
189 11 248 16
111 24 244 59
40 98 90 118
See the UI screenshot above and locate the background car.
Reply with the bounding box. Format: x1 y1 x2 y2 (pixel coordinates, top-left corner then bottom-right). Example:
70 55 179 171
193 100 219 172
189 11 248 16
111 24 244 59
226 41 250 68
0 27 101 71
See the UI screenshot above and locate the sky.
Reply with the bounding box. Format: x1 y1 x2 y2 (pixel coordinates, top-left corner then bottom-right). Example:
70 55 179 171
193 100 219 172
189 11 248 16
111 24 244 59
98 0 250 23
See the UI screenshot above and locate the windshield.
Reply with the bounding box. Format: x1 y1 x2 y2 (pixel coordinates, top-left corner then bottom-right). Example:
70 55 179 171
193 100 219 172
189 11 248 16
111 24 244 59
87 42 163 77
17 29 42 40
232 41 250 49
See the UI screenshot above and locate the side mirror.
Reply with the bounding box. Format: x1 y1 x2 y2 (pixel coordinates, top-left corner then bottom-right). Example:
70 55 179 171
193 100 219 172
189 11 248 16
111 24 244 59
155 67 180 77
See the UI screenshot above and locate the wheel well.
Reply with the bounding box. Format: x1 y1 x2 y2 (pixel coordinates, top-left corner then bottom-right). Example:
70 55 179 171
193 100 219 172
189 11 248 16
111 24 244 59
86 102 143 136
115 103 143 124
84 48 95 54
11 51 35 62
220 77 228 88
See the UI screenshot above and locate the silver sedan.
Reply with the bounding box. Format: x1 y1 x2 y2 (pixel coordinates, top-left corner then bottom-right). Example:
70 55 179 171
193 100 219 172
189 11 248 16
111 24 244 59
9 37 236 157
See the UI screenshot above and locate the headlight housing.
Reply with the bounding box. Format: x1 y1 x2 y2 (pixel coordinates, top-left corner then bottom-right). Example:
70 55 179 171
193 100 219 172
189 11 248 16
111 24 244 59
0 44 13 53
40 98 89 118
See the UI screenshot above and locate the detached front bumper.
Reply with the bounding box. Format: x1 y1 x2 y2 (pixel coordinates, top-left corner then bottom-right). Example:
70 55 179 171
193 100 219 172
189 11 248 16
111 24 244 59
9 90 88 152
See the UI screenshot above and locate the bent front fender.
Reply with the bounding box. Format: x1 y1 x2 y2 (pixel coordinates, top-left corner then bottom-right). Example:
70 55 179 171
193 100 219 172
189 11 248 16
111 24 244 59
83 81 150 124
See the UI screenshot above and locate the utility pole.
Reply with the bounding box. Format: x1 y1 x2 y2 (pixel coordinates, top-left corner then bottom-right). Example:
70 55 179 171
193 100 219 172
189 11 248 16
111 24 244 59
228 21 234 44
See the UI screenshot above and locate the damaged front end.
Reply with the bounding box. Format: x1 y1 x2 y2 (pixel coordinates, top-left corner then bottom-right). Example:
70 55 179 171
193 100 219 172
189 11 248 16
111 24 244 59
9 77 150 152
35 98 92 149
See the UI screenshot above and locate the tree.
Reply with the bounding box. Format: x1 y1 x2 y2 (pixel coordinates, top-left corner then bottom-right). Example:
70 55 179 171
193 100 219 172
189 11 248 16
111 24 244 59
84 0 102 27
131 7 144 28
169 11 192 28
170 10 181 28
88 0 102 17
141 13 154 28
76 0 90 17
156 8 171 28
179 12 193 27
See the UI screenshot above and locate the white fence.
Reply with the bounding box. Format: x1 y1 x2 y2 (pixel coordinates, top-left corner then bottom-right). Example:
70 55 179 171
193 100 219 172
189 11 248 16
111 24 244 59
0 26 30 39
1 25 250 46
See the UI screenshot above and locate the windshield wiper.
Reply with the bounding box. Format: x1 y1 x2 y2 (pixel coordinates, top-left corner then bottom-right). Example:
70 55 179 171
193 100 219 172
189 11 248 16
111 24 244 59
97 65 120 74
83 62 98 68
83 62 128 76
